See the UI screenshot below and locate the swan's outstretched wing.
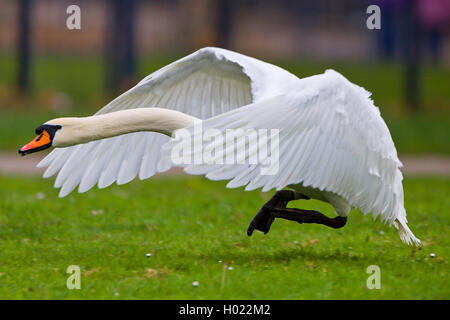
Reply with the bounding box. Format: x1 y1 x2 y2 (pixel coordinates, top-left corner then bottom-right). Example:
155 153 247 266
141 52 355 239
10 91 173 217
162 69 419 245
38 47 299 197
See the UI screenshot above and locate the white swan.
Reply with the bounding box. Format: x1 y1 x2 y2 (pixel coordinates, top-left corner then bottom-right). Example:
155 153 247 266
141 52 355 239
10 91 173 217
19 47 420 246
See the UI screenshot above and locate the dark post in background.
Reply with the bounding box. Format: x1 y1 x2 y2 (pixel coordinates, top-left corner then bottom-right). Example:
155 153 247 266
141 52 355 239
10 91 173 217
217 0 234 49
105 0 137 95
17 0 32 94
402 0 422 112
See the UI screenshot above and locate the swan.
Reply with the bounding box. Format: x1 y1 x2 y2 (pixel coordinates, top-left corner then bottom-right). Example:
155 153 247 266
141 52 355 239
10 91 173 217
18 47 420 246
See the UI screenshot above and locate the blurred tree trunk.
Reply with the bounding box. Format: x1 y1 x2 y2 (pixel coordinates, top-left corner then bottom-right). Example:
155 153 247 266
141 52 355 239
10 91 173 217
402 0 422 112
217 0 234 49
105 0 137 95
17 0 32 94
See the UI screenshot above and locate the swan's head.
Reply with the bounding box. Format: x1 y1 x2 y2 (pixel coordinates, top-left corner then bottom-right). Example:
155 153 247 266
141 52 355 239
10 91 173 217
19 116 86 155
18 123 62 155
19 116 107 155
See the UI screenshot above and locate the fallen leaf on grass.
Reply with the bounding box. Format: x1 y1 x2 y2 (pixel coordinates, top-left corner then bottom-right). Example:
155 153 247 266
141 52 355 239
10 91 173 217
144 266 173 279
83 268 100 277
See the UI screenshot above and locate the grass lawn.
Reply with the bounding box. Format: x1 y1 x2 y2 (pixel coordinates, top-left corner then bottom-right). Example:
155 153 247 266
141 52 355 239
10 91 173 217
0 175 448 299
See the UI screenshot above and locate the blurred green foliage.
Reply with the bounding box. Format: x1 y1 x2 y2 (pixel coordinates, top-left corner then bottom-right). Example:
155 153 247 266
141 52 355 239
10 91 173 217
0 53 449 153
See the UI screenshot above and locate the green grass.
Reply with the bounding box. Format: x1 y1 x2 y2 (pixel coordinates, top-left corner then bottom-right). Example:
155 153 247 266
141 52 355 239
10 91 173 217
0 175 448 299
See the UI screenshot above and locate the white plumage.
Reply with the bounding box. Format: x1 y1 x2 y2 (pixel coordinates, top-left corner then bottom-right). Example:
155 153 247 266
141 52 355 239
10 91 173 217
36 47 420 245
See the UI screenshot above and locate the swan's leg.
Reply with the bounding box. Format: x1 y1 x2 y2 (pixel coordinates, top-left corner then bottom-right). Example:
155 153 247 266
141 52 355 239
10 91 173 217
247 190 310 236
270 207 347 229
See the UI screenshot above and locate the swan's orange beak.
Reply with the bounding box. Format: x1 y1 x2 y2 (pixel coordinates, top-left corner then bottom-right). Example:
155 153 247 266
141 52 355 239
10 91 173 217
19 130 52 156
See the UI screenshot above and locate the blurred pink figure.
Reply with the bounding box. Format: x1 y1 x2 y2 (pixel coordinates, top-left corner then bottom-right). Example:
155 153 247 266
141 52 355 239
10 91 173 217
417 0 450 63
417 0 450 29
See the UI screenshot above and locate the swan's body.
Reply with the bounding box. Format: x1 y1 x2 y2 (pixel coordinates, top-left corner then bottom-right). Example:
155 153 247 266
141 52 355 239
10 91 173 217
20 47 420 246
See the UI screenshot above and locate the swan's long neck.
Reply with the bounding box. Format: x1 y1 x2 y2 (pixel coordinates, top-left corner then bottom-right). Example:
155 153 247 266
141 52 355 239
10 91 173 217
49 108 199 147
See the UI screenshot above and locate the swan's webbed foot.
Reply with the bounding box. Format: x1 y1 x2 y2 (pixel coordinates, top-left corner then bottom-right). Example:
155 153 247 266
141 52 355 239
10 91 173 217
247 190 347 236
247 190 309 236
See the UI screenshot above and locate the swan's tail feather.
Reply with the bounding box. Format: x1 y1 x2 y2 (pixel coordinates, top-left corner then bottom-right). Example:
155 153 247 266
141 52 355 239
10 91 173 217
394 218 421 246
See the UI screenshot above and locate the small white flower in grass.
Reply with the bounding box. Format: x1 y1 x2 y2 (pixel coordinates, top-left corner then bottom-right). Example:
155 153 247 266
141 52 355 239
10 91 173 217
430 253 436 258
36 192 45 200
228 266 234 270
192 281 199 287
218 260 222 263
146 253 152 258
379 231 385 235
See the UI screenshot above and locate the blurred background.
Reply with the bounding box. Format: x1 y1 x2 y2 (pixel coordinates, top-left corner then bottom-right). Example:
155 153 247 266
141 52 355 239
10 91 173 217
0 0 449 173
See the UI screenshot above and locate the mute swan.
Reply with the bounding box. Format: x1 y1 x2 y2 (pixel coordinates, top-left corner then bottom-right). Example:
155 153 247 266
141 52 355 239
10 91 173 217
19 47 420 246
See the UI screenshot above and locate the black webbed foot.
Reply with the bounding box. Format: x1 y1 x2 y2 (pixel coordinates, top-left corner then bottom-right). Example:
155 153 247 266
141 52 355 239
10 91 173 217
247 190 309 236
247 190 346 236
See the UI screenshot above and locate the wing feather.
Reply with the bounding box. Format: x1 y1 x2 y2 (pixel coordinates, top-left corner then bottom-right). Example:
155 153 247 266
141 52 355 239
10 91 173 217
40 47 302 196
